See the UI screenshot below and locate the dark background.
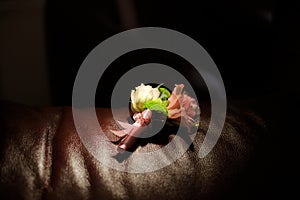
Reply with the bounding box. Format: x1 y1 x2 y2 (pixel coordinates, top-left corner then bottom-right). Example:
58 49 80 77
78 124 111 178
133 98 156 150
1 0 299 198
1 0 298 106
46 0 274 106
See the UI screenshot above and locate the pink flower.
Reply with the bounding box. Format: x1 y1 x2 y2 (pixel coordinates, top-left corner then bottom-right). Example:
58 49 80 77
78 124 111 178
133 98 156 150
167 84 200 132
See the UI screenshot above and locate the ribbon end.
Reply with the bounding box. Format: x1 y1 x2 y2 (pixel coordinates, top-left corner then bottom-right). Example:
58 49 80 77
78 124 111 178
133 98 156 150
117 120 134 130
110 130 128 137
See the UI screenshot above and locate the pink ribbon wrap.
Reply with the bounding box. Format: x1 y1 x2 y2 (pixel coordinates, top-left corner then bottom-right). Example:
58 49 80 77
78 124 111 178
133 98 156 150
113 109 152 151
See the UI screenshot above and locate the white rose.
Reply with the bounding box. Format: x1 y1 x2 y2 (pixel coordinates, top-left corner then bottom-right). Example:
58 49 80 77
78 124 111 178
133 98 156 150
131 84 160 112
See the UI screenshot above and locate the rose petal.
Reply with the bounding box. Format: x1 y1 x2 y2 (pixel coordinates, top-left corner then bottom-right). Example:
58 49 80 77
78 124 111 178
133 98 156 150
168 108 181 119
167 84 184 110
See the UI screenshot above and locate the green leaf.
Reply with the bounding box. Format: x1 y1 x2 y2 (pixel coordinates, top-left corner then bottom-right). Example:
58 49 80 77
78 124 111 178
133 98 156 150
159 87 171 101
143 99 168 115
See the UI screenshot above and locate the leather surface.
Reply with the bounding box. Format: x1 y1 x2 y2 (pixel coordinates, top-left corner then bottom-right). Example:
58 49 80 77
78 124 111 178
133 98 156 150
0 101 266 199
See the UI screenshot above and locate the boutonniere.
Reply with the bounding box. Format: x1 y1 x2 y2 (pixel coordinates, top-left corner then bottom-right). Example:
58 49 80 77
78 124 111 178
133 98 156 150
111 83 200 152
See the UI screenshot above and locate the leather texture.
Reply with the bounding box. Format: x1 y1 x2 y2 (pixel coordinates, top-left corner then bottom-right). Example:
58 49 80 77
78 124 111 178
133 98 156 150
0 101 266 199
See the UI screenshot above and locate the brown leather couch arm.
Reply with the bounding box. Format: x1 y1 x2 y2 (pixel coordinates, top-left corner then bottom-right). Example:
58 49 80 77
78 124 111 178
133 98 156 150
0 101 266 199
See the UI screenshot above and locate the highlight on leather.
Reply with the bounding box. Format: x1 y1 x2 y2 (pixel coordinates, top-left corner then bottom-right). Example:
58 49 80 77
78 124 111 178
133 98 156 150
0 100 266 199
